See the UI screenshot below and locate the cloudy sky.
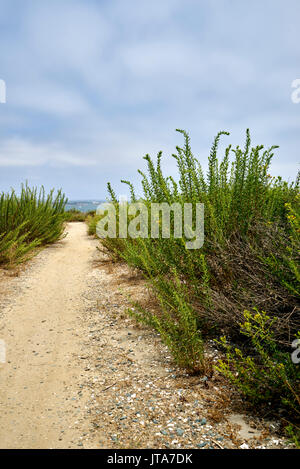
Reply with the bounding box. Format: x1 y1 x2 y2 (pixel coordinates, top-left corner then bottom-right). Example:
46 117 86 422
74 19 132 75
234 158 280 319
0 0 299 199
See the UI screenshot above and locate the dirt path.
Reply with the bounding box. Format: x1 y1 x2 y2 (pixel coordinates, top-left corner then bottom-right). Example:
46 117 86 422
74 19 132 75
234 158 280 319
0 223 99 449
0 223 290 449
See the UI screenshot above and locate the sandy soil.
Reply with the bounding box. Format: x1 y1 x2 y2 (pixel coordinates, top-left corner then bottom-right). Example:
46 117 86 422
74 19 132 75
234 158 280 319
0 223 98 449
0 223 291 449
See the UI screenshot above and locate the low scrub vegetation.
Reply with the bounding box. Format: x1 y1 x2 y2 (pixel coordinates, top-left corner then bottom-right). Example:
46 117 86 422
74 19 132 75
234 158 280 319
0 183 67 266
89 129 299 440
216 310 299 443
64 209 95 222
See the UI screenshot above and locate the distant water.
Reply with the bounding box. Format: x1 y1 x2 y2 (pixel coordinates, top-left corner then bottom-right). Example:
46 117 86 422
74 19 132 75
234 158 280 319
65 200 104 213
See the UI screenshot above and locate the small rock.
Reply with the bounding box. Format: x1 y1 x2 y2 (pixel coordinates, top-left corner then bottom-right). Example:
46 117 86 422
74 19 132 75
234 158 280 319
197 442 207 448
240 443 249 449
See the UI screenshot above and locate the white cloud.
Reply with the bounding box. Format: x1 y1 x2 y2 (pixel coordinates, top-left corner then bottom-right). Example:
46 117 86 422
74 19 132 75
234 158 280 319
25 1 112 71
12 83 90 116
0 137 96 167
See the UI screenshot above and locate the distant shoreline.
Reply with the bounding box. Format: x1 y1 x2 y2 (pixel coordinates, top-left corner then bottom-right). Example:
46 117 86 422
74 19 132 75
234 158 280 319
65 200 104 213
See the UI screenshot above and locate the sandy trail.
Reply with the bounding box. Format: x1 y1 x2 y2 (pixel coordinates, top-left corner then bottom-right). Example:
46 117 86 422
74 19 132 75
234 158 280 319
0 223 98 449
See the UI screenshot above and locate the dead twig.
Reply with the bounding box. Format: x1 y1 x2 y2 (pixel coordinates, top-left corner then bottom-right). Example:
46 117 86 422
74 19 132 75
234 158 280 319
101 383 117 392
211 438 224 449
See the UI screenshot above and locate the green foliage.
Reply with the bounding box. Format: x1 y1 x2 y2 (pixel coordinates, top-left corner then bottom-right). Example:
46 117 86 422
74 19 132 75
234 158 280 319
261 197 300 296
216 310 300 444
128 271 205 373
87 213 101 236
0 183 67 266
89 129 299 375
64 209 94 222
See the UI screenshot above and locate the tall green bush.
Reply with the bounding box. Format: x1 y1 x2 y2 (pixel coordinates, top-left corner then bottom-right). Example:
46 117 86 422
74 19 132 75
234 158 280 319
0 183 67 265
89 128 299 368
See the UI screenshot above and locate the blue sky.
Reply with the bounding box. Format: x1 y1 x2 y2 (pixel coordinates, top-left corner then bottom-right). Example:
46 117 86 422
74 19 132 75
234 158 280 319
0 0 299 199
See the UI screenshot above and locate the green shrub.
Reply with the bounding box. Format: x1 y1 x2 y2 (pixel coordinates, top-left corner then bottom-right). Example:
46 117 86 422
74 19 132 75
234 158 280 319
260 197 300 297
64 209 89 222
216 309 300 444
90 129 299 372
128 271 205 372
87 213 102 236
0 183 67 266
